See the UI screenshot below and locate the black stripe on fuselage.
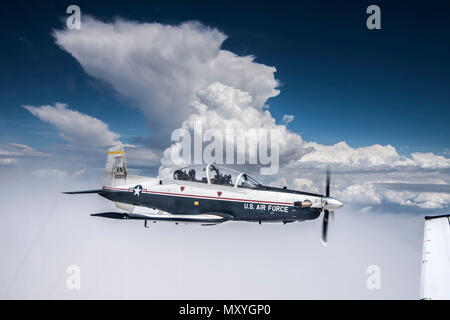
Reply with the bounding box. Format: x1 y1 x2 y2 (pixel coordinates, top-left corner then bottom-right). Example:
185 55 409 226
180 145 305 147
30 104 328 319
99 190 321 222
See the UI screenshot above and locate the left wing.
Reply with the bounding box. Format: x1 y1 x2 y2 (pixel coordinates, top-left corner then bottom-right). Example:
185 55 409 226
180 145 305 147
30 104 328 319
91 211 233 225
63 189 106 194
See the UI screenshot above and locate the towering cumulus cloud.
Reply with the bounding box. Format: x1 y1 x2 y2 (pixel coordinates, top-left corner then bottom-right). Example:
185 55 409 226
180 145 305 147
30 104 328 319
53 18 279 140
159 82 309 176
52 17 450 210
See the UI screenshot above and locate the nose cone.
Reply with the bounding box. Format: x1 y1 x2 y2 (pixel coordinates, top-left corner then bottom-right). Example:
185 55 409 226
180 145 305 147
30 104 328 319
323 197 344 210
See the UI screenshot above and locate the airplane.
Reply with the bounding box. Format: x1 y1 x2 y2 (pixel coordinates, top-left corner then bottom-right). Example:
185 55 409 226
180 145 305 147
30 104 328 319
64 145 344 244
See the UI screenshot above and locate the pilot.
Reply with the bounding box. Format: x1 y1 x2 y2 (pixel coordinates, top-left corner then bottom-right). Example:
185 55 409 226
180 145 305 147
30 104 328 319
239 174 251 188
223 174 232 185
174 169 189 181
188 169 196 181
173 169 182 180
214 172 223 185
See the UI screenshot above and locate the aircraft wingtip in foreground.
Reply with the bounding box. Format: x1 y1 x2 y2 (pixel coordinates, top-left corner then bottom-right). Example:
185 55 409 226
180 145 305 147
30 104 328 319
420 214 450 299
65 145 344 244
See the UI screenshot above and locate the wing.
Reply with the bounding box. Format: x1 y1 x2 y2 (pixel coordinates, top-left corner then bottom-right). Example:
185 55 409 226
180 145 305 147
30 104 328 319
420 214 450 299
91 211 233 225
63 189 106 194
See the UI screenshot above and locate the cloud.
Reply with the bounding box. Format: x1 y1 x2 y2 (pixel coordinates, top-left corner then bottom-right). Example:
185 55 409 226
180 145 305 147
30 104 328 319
32 168 87 179
282 114 294 125
408 152 450 169
23 103 121 146
0 158 17 165
267 165 450 210
0 143 49 165
375 183 450 193
125 147 162 167
0 167 423 299
159 82 310 176
0 143 48 157
338 184 450 210
297 141 450 169
53 18 280 141
9 143 34 151
340 183 450 209
299 142 400 166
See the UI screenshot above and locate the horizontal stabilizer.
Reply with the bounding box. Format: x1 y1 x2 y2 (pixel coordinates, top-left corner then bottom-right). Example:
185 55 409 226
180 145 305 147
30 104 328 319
63 189 106 194
91 212 233 224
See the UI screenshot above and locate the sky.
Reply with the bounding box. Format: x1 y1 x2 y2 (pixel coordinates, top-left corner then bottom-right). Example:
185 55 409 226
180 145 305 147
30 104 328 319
1 0 449 153
0 0 449 299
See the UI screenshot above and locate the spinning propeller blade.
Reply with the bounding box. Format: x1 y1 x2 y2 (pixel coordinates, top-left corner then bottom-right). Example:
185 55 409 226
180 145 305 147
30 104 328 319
322 209 330 244
322 169 333 245
326 168 330 197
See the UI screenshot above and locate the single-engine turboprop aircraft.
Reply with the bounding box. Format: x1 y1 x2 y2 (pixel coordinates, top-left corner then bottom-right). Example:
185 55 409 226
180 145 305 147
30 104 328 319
65 145 344 243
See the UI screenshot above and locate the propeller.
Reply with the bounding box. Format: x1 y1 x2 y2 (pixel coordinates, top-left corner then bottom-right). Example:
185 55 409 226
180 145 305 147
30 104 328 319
322 209 330 244
321 169 337 245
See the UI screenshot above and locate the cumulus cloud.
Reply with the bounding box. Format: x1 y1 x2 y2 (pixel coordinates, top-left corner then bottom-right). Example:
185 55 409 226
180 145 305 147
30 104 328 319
298 141 450 169
53 18 280 141
336 183 450 210
23 103 121 146
159 82 309 176
283 141 450 209
408 153 450 169
299 142 401 166
268 165 450 210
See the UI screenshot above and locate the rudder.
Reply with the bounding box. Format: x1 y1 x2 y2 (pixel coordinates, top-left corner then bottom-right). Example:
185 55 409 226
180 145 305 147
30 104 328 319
103 145 127 187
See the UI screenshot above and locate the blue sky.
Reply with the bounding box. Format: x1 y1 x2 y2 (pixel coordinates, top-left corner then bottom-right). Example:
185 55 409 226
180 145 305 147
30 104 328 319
0 0 449 155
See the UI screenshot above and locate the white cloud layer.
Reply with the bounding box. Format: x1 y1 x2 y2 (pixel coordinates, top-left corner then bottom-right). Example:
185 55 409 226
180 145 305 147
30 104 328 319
0 168 423 299
0 143 49 165
32 168 87 180
0 158 17 165
0 143 47 157
23 103 121 146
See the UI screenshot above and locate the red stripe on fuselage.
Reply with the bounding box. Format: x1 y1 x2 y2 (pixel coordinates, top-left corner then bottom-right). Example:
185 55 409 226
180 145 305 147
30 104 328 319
103 187 294 206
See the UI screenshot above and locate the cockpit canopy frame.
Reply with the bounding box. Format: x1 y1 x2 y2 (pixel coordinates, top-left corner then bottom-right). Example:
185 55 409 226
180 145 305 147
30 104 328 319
172 164 261 189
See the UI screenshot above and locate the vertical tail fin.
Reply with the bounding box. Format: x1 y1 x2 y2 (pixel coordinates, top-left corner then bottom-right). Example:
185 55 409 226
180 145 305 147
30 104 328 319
103 145 128 187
